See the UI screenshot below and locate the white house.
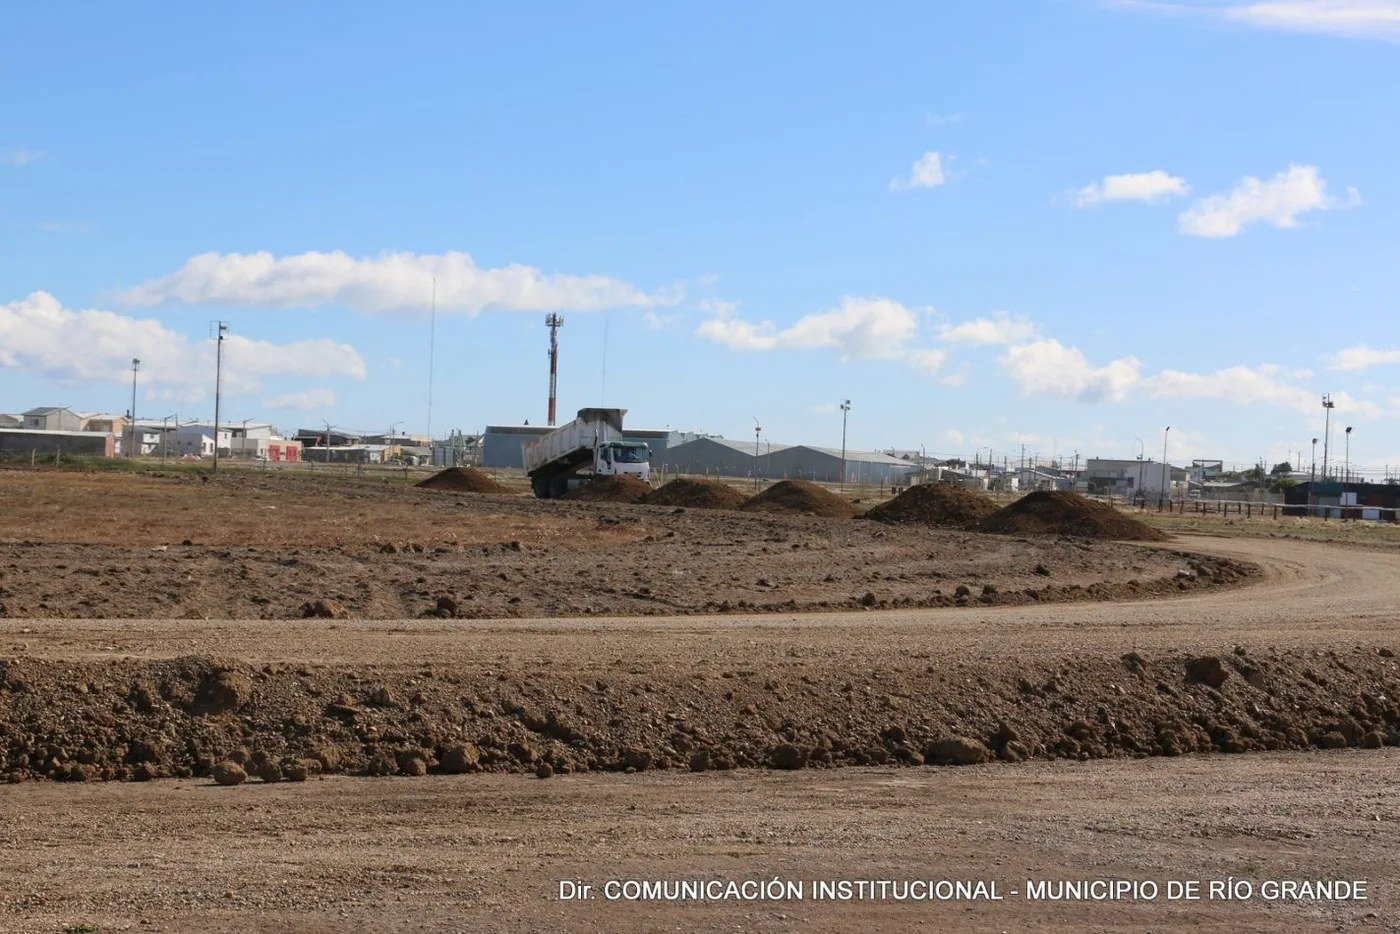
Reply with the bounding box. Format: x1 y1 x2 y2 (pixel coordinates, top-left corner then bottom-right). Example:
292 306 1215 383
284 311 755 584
174 426 232 457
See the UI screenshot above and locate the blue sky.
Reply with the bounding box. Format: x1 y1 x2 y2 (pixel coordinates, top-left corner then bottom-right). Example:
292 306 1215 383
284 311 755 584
3 1 1398 473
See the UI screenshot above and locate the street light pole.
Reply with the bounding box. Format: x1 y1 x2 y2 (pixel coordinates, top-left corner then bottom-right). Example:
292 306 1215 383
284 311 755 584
1135 436 1144 504
1311 438 1317 481
1162 426 1171 505
212 321 228 472
129 358 140 457
839 400 851 491
1321 394 1334 481
752 417 762 492
1345 426 1353 486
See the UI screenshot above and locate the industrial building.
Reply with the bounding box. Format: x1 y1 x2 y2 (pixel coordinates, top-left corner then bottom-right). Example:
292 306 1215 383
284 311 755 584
1284 481 1400 519
1084 458 1188 498
0 428 116 457
659 437 919 485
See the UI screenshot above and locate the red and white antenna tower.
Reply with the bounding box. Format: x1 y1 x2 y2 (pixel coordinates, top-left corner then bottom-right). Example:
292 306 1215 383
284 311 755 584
545 313 563 426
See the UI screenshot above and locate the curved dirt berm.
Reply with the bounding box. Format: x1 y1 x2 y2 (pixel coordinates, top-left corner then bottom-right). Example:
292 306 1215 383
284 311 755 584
643 478 748 510
863 482 999 528
1 644 1396 782
975 490 1164 541
415 467 507 494
560 476 652 503
740 480 855 519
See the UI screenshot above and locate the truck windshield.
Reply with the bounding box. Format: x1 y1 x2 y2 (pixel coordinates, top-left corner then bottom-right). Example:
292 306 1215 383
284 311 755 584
610 444 648 464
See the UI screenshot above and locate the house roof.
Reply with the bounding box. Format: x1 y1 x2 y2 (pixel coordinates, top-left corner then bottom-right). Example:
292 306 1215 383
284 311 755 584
22 406 73 417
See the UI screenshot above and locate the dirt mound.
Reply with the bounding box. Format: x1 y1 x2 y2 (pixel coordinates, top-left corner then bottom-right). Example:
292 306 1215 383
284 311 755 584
740 480 855 519
643 478 748 510
975 490 1165 541
416 467 507 494
561 475 652 503
1 644 1396 782
863 482 999 528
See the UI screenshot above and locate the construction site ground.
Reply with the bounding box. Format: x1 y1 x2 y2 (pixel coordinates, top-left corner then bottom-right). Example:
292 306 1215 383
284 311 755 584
2 464 1398 932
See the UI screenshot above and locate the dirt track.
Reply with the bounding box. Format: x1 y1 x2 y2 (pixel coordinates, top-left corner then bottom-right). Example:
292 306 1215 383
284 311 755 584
2 534 1400 930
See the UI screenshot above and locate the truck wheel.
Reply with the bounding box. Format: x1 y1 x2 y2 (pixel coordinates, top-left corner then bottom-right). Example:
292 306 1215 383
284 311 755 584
549 475 570 498
531 476 550 499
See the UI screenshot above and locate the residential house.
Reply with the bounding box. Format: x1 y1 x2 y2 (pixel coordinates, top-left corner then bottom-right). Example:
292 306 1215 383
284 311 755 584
22 406 84 432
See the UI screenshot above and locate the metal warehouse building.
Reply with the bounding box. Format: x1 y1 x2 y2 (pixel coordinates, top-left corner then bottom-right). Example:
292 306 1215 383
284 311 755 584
660 438 919 485
480 423 707 469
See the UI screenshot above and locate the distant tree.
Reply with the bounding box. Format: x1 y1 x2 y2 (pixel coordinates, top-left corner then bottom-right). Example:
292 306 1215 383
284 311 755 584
1269 476 1297 494
1270 461 1293 475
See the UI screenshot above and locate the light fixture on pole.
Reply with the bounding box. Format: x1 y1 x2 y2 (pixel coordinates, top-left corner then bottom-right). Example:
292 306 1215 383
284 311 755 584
1321 394 1334 481
161 413 176 461
1345 426 1353 485
752 417 762 492
129 358 140 457
1134 437 1144 503
839 400 851 491
212 321 228 472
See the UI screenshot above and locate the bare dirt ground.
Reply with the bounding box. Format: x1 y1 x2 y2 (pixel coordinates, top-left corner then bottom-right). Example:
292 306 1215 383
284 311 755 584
4 467 1399 932
2 753 1394 934
0 468 1250 619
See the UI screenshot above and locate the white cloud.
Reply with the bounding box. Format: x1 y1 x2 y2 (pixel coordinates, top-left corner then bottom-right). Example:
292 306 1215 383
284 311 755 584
1140 364 1317 412
810 402 838 414
939 363 972 387
3 147 44 167
926 113 963 125
1110 1 1400 40
120 250 678 315
0 291 366 397
1073 170 1190 207
938 312 1039 345
943 429 966 445
695 296 943 373
1227 1 1400 38
642 310 682 330
264 388 338 411
1177 164 1358 237
890 152 948 191
1140 364 1380 417
999 340 1141 402
1325 344 1400 371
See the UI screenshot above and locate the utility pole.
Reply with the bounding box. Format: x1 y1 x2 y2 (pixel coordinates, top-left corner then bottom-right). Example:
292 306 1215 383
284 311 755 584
1311 438 1317 482
1135 436 1144 501
1162 426 1171 505
753 417 762 492
545 313 563 426
129 358 140 458
1321 394 1334 480
212 322 227 472
839 399 851 491
1345 426 1353 486
427 277 436 442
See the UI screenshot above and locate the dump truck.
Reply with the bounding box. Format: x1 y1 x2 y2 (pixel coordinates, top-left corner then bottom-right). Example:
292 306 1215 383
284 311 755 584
521 407 651 498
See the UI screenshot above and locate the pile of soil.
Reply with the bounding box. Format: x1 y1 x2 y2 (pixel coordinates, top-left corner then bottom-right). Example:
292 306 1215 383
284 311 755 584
416 467 507 494
561 476 652 503
1 643 1395 783
643 478 748 510
740 480 856 519
975 491 1165 541
863 482 999 528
